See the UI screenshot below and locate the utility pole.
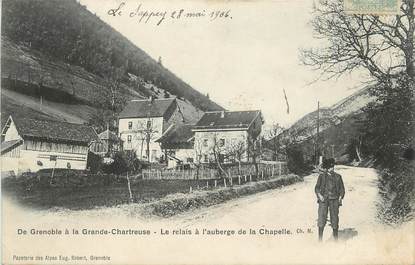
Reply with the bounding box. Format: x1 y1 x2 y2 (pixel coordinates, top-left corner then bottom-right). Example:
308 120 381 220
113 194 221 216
316 101 320 165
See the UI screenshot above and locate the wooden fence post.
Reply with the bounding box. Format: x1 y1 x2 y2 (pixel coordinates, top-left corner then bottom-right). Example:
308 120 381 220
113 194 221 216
244 175 247 182
206 181 209 189
249 175 252 182
279 163 282 176
223 178 227 188
190 186 193 193
214 180 217 187
230 177 233 186
238 176 241 185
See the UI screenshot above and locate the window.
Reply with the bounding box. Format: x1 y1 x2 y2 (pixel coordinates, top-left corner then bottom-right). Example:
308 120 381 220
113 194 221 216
127 135 132 143
219 138 225 147
147 120 152 129
128 121 133 130
203 154 208 163
203 139 208 147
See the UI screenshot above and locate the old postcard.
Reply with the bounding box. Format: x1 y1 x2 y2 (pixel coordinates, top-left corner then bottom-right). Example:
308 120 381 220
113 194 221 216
1 0 414 264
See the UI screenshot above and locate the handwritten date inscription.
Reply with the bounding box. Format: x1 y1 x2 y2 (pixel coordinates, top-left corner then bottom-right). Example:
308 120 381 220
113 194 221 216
107 2 232 26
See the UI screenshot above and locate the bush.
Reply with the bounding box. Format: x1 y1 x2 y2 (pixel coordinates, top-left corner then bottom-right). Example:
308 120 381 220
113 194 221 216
101 151 143 175
286 145 311 175
378 160 415 224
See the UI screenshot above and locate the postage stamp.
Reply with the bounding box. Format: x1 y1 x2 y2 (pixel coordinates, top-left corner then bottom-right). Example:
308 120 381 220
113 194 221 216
344 0 401 15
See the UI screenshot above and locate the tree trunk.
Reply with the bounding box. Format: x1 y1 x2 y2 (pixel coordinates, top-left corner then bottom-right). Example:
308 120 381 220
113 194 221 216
406 0 415 78
146 138 150 162
140 138 144 159
126 172 133 203
355 146 362 162
216 159 228 179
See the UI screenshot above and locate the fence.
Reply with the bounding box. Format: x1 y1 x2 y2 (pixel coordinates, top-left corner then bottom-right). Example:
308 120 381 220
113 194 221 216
141 162 288 180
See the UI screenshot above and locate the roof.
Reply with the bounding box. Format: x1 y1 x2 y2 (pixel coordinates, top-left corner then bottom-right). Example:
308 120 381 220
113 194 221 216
8 116 98 145
156 124 194 149
98 129 121 142
193 110 262 131
118 98 177 119
1 140 22 154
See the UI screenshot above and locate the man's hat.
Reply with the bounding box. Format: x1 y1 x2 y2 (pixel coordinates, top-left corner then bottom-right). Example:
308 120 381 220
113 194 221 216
322 158 335 169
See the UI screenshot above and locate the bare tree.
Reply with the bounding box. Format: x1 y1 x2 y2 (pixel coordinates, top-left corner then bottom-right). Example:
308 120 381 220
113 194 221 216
211 133 230 179
132 118 158 162
104 66 126 113
193 138 204 179
247 136 262 176
265 123 285 161
300 0 414 81
226 139 247 175
91 67 126 131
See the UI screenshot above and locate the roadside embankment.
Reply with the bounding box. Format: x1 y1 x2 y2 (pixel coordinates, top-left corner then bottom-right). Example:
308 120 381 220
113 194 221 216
140 174 302 217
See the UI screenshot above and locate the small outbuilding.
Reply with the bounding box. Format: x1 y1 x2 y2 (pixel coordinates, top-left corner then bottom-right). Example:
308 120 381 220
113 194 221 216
90 126 123 156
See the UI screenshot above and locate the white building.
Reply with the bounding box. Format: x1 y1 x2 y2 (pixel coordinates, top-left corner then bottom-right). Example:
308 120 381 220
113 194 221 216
192 110 263 164
1 116 98 175
118 98 185 162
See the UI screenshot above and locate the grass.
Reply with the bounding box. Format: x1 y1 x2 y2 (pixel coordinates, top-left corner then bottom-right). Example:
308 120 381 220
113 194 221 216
2 177 219 210
2 173 300 212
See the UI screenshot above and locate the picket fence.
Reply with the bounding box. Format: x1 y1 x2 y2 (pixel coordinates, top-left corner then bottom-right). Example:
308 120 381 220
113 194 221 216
141 162 288 180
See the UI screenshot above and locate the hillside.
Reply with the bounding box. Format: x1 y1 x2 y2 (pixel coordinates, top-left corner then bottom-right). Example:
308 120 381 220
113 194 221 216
285 86 375 142
267 86 376 161
1 0 222 129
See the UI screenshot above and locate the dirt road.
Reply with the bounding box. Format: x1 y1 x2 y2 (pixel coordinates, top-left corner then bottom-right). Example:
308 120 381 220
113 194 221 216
3 166 414 264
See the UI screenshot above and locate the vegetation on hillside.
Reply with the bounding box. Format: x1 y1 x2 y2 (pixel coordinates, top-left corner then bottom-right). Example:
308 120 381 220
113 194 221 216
1 0 222 115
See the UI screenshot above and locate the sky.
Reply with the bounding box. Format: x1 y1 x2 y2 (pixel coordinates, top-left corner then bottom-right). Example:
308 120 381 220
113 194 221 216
80 0 369 127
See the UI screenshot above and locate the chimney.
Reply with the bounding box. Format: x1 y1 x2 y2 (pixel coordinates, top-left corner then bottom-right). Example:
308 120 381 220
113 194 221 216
220 111 225 118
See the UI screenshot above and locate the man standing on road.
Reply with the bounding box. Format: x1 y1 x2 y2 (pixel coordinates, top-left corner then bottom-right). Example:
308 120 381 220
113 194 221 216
315 158 345 241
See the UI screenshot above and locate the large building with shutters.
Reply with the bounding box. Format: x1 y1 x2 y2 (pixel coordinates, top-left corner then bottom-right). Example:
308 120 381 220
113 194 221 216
192 110 263 164
118 98 185 162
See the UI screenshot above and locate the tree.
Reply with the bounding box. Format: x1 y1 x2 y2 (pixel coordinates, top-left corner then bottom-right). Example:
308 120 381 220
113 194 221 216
247 136 262 176
345 137 364 162
362 74 414 170
226 139 247 175
140 118 159 162
286 144 308 175
122 118 159 162
91 66 127 132
265 123 285 161
87 108 113 133
211 133 230 179
193 138 205 179
301 0 414 81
